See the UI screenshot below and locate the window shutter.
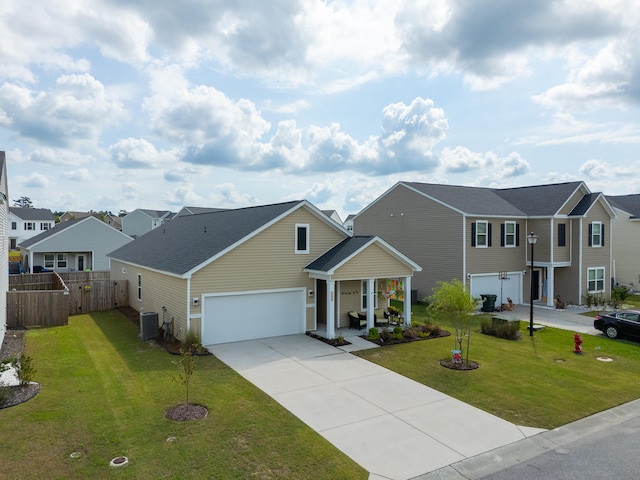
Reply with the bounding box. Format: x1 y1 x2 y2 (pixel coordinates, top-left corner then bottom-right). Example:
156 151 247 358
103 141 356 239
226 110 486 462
588 223 592 246
488 223 492 247
558 223 566 247
500 224 505 247
471 222 476 246
602 224 605 246
515 223 520 246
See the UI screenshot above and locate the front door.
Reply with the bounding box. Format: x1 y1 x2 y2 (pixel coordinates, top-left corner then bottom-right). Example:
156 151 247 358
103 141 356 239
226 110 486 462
77 255 84 271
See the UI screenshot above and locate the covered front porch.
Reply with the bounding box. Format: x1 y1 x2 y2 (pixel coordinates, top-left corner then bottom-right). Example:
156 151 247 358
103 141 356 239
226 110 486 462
304 235 421 340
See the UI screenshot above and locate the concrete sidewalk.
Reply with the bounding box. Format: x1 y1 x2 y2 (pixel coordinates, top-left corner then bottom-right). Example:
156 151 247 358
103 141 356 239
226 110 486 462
210 335 545 480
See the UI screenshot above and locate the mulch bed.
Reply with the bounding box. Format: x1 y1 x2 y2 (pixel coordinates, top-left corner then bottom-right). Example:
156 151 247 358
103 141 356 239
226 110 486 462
305 332 351 347
439 359 480 371
165 403 208 421
361 329 450 346
0 328 41 409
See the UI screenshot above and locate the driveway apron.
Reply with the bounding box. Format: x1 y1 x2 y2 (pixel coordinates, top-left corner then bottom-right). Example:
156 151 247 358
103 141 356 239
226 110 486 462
210 334 543 480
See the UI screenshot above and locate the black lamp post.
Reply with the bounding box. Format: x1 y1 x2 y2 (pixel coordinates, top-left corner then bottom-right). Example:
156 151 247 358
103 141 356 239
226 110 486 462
527 232 538 336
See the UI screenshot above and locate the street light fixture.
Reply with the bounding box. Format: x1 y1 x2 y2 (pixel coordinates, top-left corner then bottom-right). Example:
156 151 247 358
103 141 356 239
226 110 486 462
527 232 539 336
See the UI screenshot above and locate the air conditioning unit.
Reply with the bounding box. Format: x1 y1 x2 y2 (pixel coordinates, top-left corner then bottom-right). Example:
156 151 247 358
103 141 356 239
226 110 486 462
139 311 159 340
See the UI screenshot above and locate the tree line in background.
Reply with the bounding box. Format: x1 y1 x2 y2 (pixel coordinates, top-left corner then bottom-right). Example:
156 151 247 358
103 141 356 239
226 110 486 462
11 196 128 220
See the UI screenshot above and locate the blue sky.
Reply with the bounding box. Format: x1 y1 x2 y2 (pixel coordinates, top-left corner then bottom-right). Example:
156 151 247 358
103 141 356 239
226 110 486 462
1 0 638 219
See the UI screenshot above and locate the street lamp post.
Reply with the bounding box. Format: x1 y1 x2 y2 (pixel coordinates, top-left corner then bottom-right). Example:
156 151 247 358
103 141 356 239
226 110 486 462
527 232 539 336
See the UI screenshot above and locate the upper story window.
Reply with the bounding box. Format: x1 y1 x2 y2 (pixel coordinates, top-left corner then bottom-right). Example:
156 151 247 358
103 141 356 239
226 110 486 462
501 221 518 247
295 224 309 254
589 222 603 247
472 220 491 247
41 222 50 230
24 222 35 230
137 274 142 301
11 222 16 230
558 223 566 247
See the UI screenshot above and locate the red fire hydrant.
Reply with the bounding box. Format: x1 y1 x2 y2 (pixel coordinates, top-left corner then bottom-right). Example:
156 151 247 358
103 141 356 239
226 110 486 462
574 334 583 354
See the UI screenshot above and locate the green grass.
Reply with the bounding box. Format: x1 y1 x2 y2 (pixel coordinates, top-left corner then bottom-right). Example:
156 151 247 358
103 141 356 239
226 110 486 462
0 310 366 480
355 306 640 430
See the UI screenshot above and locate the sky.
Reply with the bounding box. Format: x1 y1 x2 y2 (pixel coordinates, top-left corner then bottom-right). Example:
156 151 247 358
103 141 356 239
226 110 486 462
1 0 639 220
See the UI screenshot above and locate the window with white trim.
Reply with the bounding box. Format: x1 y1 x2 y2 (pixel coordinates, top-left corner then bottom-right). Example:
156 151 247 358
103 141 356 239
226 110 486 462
590 222 602 247
361 280 378 310
587 267 605 293
44 254 54 269
476 220 488 247
295 224 309 254
137 274 142 301
40 222 50 230
56 253 67 269
504 221 516 247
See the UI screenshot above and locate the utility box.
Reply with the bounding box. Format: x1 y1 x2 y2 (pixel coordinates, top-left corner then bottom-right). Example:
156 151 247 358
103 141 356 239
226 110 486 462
140 311 159 340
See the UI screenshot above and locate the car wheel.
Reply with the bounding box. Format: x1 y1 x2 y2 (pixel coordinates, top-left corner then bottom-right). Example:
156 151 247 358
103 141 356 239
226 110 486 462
605 325 619 339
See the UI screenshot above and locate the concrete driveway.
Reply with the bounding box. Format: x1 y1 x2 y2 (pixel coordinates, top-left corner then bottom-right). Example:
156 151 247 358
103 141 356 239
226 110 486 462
210 334 544 480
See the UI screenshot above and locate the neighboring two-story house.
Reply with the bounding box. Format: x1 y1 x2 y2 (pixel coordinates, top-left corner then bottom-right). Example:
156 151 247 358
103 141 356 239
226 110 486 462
9 207 54 250
0 152 9 346
355 181 615 307
607 194 640 292
121 209 175 238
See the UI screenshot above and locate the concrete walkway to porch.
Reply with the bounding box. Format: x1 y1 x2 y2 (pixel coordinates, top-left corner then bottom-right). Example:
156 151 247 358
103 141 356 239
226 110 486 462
209 334 544 480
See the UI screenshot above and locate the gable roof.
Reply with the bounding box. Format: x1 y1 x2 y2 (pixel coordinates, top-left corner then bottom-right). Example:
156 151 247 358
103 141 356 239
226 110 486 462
19 216 130 249
386 181 591 217
174 206 228 217
137 209 174 219
607 194 640 219
109 200 347 277
9 207 54 221
304 235 421 275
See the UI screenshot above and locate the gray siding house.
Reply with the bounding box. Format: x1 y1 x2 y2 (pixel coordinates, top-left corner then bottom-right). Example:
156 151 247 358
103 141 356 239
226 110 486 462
355 181 615 306
19 216 133 272
607 195 640 291
122 209 174 238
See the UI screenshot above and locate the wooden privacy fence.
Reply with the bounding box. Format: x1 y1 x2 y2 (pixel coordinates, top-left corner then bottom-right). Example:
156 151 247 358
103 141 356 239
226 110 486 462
7 271 128 328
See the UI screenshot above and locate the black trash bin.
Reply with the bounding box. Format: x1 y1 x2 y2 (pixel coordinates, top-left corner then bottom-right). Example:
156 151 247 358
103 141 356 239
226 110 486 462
481 294 498 312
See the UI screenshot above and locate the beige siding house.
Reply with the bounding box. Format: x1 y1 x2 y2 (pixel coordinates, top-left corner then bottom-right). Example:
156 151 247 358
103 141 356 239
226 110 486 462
109 200 421 345
355 181 615 307
607 195 640 291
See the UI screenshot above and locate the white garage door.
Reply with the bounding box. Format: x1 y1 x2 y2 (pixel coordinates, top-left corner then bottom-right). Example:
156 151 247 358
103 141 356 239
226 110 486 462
469 272 523 306
202 289 306 345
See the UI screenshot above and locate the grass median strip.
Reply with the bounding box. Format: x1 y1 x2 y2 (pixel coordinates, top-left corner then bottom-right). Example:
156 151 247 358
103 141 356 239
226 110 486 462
0 310 367 480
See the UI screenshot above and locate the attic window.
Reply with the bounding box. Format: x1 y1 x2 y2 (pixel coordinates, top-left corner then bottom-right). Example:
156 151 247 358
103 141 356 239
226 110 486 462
295 224 309 254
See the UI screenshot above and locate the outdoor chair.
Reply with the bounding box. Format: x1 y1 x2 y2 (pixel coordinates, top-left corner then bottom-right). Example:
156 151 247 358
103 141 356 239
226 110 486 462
348 311 367 330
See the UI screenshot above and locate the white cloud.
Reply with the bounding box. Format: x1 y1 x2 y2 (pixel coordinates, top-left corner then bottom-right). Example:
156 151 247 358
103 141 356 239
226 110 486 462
62 168 91 181
109 137 180 169
17 172 49 189
0 73 124 147
441 147 529 178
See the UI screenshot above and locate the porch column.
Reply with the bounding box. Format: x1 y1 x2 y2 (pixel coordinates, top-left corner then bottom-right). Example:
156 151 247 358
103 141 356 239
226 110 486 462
403 276 412 326
327 280 336 339
367 278 375 330
546 267 555 307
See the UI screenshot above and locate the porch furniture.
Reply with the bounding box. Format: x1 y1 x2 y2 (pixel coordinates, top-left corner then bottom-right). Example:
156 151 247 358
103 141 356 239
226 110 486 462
348 311 367 330
374 309 389 327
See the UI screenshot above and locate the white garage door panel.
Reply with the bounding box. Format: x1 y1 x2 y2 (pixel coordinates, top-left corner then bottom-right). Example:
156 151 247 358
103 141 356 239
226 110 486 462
470 273 522 305
202 290 305 345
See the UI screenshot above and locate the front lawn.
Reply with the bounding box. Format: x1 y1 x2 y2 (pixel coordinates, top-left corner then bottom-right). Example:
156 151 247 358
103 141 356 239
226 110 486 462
355 306 640 430
0 310 366 480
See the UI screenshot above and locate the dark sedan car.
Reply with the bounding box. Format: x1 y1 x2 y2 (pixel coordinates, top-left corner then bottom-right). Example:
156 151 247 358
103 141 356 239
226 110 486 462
594 310 640 339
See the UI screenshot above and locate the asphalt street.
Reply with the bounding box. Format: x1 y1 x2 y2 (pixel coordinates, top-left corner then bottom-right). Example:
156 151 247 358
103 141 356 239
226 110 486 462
479 416 640 480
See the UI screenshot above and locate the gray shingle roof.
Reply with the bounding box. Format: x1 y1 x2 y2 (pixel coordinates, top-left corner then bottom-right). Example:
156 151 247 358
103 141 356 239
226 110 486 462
401 181 585 216
138 209 174 219
108 201 303 276
607 195 640 218
305 236 375 272
9 207 54 221
568 193 600 216
19 217 86 248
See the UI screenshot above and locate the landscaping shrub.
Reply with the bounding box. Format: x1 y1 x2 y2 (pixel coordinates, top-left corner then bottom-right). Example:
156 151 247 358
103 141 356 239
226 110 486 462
392 326 403 341
611 285 630 308
17 354 36 385
367 327 380 340
481 318 521 340
380 327 392 342
402 327 419 340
